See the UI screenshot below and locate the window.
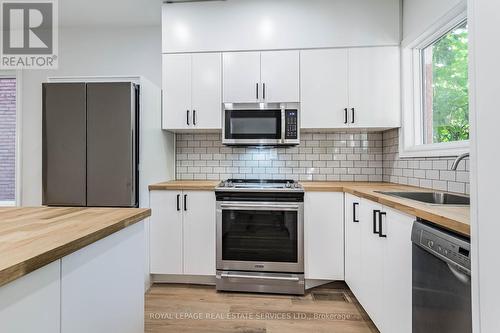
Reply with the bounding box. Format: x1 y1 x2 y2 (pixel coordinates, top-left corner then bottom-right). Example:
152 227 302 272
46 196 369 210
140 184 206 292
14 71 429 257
400 6 469 157
422 21 469 144
0 77 17 205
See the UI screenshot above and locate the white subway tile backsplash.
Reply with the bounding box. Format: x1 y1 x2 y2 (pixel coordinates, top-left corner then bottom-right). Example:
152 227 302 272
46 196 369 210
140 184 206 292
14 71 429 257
176 129 470 195
383 129 469 194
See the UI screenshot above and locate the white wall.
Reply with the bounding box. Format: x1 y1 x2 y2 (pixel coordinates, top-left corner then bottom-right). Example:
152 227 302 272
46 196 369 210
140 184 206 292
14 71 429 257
468 0 500 331
402 0 464 41
162 0 400 53
21 26 166 205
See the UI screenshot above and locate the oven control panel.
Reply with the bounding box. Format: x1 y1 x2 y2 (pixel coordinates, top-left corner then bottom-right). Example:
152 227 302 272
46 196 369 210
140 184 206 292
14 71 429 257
285 110 298 139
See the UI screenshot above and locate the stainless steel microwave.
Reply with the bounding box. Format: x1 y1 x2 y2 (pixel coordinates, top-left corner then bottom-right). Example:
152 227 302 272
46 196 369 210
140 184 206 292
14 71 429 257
222 102 300 146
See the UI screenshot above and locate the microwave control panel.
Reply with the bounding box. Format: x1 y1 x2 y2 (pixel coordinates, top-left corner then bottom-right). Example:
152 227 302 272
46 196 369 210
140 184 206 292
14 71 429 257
285 110 298 139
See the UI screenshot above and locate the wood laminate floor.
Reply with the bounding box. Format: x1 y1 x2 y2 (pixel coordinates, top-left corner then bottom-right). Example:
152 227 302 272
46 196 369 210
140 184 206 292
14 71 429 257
145 282 379 333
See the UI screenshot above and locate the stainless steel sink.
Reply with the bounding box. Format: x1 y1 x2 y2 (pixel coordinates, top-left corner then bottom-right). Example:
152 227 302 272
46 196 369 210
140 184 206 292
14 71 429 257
375 191 470 205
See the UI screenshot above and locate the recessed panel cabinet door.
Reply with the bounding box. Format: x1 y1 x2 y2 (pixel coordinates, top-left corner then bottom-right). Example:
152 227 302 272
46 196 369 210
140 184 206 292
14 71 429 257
182 191 216 275
261 50 299 102
150 190 183 274
348 47 400 128
300 49 349 128
163 53 191 130
223 51 261 103
304 192 344 280
192 53 222 129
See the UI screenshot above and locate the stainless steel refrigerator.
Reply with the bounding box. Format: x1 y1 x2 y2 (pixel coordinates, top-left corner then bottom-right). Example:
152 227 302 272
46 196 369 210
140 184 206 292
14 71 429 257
42 82 139 207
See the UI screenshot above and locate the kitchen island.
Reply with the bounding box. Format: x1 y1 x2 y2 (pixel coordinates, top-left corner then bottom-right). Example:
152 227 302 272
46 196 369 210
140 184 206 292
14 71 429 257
0 207 150 333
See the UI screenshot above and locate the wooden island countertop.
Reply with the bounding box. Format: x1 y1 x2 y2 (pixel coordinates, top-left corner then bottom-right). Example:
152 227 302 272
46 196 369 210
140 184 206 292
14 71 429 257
0 207 151 287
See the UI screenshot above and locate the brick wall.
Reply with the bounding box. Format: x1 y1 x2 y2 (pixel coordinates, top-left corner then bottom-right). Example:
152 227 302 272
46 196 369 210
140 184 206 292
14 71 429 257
383 129 470 194
176 131 384 181
0 78 16 201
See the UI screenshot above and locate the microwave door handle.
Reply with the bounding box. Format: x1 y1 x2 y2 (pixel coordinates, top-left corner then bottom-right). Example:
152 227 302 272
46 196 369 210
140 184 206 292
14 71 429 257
281 109 286 143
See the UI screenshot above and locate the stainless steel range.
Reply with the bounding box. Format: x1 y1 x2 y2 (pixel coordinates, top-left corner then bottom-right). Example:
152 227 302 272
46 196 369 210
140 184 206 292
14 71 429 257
215 179 305 295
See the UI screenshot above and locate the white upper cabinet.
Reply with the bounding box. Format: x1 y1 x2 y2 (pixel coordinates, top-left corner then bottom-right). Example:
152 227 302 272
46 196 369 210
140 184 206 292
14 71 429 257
163 54 191 130
223 50 299 103
223 51 261 103
260 50 299 103
348 47 400 128
162 53 222 130
300 49 349 128
300 46 400 129
191 53 222 129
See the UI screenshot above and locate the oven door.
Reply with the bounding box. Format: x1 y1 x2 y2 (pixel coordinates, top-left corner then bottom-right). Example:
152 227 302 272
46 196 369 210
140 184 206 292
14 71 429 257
216 201 304 273
223 108 283 145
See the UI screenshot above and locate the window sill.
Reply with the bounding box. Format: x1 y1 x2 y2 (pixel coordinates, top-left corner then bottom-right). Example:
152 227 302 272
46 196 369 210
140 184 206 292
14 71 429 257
0 201 16 207
399 140 469 158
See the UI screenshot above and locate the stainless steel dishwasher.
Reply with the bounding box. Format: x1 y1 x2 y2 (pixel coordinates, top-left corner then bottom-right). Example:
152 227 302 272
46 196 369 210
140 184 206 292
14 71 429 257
411 220 471 333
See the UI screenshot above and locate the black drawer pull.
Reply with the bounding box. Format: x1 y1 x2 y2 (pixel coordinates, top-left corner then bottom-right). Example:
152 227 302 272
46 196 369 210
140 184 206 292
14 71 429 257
373 210 380 234
184 194 187 211
176 194 180 211
379 212 387 238
353 202 359 223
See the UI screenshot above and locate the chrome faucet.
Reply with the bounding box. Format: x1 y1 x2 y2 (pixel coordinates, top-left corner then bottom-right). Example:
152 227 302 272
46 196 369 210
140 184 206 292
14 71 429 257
451 153 469 170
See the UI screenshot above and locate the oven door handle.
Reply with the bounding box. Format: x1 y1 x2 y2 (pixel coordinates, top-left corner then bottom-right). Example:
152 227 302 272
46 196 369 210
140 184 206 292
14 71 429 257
219 203 300 211
220 273 300 282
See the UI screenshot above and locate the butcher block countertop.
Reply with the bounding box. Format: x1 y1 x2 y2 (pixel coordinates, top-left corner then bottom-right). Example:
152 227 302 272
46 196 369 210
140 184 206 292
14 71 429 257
148 180 220 191
149 180 470 237
0 207 151 287
301 181 470 237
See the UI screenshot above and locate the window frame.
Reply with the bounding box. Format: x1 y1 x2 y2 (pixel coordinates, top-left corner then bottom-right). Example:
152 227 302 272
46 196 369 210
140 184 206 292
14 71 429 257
0 71 22 207
400 4 469 158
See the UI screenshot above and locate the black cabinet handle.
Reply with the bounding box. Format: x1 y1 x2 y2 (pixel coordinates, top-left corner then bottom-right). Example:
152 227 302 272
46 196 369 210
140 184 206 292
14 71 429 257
193 110 196 126
379 212 387 238
176 194 180 211
263 83 266 100
184 194 187 211
186 110 190 125
351 108 355 124
373 210 380 235
344 108 348 124
256 83 259 100
353 202 359 223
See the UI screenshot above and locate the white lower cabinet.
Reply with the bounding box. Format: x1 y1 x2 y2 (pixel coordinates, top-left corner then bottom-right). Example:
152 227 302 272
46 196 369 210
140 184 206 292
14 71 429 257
345 195 413 333
0 261 61 333
304 192 344 280
150 190 216 276
61 222 145 333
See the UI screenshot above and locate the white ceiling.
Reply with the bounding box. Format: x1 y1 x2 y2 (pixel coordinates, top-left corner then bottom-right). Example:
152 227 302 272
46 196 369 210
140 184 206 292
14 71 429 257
59 0 163 27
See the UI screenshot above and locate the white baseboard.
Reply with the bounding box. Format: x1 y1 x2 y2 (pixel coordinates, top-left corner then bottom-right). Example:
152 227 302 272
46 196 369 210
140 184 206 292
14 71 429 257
151 274 216 285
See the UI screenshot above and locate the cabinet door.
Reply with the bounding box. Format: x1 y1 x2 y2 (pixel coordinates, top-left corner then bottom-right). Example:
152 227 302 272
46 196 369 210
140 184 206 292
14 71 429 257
192 53 222 129
162 53 191 130
150 190 183 274
223 51 261 103
300 49 349 129
182 191 216 275
348 47 400 128
344 193 362 296
359 198 385 331
383 207 413 333
304 192 344 280
261 50 299 102
0 261 60 333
